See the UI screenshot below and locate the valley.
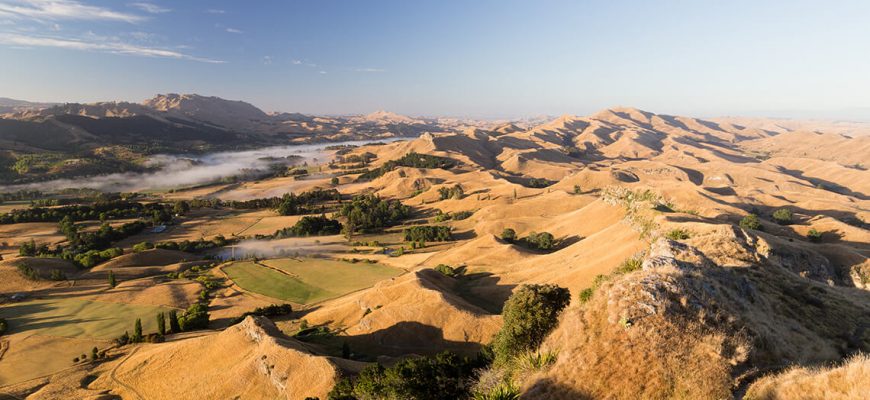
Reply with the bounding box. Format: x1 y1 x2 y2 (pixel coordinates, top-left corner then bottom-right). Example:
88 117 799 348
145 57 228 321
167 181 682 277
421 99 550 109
0 103 868 399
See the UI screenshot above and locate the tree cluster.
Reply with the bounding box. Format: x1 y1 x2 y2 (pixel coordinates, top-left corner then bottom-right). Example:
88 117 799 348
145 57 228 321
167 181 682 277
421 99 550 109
276 189 343 216
229 304 293 325
338 194 411 233
521 231 555 251
403 225 452 242
154 236 230 253
437 185 464 200
273 215 342 237
328 351 488 400
355 152 456 182
0 201 168 224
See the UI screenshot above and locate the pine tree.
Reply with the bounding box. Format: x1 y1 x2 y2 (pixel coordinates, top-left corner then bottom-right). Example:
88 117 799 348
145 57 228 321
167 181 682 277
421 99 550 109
108 270 116 288
132 318 143 343
157 312 166 336
168 310 181 333
91 346 98 360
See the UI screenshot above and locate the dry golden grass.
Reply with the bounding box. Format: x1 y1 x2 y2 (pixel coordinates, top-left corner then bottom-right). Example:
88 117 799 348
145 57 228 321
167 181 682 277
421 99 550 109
745 353 870 400
97 316 342 400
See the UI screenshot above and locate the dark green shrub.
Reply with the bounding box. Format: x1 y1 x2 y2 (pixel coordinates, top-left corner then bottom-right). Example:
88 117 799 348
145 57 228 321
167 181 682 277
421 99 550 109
229 304 293 325
274 215 342 237
615 256 643 274
329 351 485 400
0 318 7 336
523 232 555 251
491 284 570 365
132 241 154 252
438 184 465 200
17 263 40 280
178 303 209 331
772 208 793 225
434 264 457 277
338 194 411 232
578 288 594 303
500 228 516 242
739 213 762 230
404 225 452 242
452 210 474 220
665 228 690 240
49 269 67 281
807 228 822 243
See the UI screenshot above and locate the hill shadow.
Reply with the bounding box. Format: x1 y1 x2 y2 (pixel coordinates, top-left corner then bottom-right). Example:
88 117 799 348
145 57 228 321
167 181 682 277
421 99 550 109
343 321 485 358
523 378 594 400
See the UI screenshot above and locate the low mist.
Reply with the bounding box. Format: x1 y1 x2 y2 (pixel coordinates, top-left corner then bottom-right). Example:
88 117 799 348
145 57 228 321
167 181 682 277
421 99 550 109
1 138 402 193
215 237 348 260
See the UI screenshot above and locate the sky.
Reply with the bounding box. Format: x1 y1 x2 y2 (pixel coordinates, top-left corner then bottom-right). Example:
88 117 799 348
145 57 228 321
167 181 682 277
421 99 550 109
0 0 868 119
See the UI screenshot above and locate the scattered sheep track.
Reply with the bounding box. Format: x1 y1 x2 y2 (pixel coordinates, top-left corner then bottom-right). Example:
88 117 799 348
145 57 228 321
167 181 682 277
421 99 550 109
109 346 145 400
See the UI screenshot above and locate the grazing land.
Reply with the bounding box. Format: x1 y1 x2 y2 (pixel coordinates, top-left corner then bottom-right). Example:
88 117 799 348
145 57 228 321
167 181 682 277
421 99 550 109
223 258 403 304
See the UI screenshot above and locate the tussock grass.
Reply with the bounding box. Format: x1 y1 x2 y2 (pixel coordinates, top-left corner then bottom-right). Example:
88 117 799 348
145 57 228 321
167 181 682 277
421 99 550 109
746 353 870 400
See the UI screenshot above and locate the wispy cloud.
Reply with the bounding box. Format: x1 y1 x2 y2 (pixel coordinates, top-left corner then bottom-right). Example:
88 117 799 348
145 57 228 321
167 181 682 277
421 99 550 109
0 0 145 23
205 8 224 14
0 32 224 63
318 70 326 74
129 2 170 14
262 55 272 65
225 27 242 34
291 59 302 65
353 67 385 73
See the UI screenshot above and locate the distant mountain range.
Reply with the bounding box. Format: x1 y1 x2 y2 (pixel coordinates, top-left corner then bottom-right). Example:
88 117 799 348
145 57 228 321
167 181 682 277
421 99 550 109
0 93 484 185
0 93 460 153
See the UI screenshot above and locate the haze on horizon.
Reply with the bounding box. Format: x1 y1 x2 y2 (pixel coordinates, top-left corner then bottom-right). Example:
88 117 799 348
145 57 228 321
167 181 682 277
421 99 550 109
1 0 869 120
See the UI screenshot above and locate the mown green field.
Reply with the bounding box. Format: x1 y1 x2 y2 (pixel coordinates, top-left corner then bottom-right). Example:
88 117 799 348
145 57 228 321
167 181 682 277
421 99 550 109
0 298 172 340
224 258 402 304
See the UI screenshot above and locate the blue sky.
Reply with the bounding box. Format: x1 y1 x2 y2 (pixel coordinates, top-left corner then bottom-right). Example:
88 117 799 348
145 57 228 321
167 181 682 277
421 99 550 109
0 0 868 119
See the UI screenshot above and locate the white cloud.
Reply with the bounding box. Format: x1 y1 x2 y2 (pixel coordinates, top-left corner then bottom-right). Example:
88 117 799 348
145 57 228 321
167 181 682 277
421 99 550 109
353 68 385 73
0 0 145 23
128 31 155 42
0 32 225 63
205 8 224 14
318 70 326 74
225 27 242 34
291 59 302 65
262 55 272 65
129 2 170 14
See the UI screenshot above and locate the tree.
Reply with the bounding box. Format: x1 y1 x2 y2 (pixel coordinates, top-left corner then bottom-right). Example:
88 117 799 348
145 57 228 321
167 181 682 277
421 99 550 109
168 309 181 333
132 318 143 343
19 239 37 256
772 208 793 225
59 215 78 242
0 318 7 336
331 176 340 185
157 312 166 336
331 351 484 400
173 201 190 215
500 228 516 242
108 270 117 288
807 228 823 243
491 284 571 365
434 264 457 277
91 346 99 360
739 213 762 231
525 231 555 250
178 303 209 331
